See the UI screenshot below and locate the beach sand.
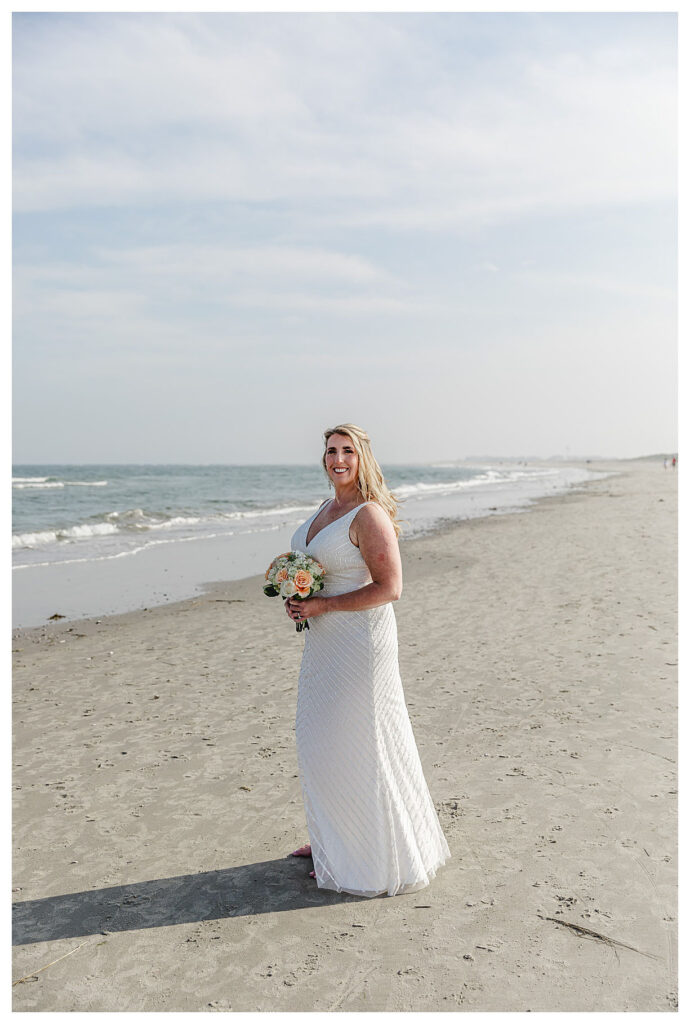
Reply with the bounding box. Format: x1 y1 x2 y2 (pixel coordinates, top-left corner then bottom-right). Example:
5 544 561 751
12 460 677 1011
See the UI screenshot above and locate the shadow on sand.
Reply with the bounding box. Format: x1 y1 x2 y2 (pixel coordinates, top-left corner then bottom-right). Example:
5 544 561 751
13 857 372 946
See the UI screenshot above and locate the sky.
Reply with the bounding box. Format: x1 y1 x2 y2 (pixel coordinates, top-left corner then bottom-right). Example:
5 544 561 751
12 11 678 464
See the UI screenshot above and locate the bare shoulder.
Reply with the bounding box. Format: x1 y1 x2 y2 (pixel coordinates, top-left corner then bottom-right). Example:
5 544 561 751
359 500 390 522
350 501 396 544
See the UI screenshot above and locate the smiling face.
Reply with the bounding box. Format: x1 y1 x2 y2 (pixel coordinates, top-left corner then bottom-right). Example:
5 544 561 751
324 432 360 490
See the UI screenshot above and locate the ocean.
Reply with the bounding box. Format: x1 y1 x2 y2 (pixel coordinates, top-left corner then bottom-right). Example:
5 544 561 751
12 461 611 626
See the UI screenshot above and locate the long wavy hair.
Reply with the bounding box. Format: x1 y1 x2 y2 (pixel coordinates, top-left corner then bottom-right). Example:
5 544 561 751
321 423 404 538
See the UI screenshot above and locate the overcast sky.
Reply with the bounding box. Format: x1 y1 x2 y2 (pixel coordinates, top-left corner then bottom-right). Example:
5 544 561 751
12 12 677 464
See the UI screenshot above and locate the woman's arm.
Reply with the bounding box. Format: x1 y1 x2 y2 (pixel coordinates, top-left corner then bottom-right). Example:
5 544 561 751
285 503 402 621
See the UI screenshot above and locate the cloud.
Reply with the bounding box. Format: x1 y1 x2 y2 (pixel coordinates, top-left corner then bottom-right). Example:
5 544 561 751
12 14 677 461
13 13 676 225
98 244 397 286
13 240 433 367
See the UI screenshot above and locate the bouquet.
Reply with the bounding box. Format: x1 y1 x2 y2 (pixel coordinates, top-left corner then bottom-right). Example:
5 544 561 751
263 550 325 632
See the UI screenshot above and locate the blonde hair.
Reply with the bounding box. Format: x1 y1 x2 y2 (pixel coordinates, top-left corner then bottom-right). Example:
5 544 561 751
321 423 404 538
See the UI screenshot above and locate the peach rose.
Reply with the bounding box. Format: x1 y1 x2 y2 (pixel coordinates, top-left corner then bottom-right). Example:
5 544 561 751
293 569 313 591
275 567 288 583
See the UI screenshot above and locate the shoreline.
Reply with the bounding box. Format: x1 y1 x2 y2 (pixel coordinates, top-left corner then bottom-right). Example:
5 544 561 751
12 458 619 639
12 458 677 1010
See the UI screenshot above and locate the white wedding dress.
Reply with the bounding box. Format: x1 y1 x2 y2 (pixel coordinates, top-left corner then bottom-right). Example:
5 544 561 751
290 499 451 898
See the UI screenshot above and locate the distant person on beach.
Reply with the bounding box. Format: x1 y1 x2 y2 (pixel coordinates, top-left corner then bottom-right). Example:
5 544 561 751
285 423 451 896
663 459 668 470
672 457 676 469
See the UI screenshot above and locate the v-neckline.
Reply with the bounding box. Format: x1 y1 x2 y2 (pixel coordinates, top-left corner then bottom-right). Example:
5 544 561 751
305 499 367 548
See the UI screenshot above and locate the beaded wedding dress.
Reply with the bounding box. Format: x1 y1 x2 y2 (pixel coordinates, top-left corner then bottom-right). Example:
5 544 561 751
290 499 451 898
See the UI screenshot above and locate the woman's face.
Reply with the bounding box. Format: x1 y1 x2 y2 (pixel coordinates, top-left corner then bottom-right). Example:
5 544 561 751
324 433 359 488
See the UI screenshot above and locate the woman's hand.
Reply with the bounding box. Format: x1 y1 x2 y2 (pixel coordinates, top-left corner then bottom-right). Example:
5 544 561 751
285 595 327 622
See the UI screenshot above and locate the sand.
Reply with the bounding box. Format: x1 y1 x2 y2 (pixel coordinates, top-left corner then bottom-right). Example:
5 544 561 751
12 459 677 1011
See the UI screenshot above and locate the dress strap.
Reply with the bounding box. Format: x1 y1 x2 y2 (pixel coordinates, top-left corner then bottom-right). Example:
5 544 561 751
346 500 378 522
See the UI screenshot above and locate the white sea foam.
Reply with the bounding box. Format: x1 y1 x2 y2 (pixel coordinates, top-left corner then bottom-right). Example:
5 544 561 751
13 481 65 489
394 467 562 499
394 470 501 497
12 527 240 569
106 510 204 530
227 503 318 520
62 522 119 539
12 522 120 548
106 503 318 529
105 508 147 521
13 508 236 551
12 478 108 489
12 530 60 548
12 514 293 568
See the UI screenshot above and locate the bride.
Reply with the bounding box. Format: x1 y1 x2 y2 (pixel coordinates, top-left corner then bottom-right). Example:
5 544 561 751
285 423 451 898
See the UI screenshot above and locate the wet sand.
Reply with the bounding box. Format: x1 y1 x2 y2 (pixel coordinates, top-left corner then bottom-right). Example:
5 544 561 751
12 459 677 1010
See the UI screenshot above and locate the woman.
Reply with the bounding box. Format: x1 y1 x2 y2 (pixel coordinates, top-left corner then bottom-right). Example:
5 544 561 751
285 423 451 897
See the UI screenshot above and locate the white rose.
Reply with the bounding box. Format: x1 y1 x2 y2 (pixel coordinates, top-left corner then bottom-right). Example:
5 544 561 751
280 579 297 598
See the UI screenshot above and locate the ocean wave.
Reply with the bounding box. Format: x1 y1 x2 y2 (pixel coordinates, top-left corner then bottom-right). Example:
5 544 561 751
394 471 501 497
150 515 202 529
227 503 317 519
105 508 147 522
10 524 264 569
13 481 65 489
12 522 120 548
11 502 307 551
102 503 318 529
13 478 108 488
106 510 205 531
393 467 562 499
12 530 60 548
